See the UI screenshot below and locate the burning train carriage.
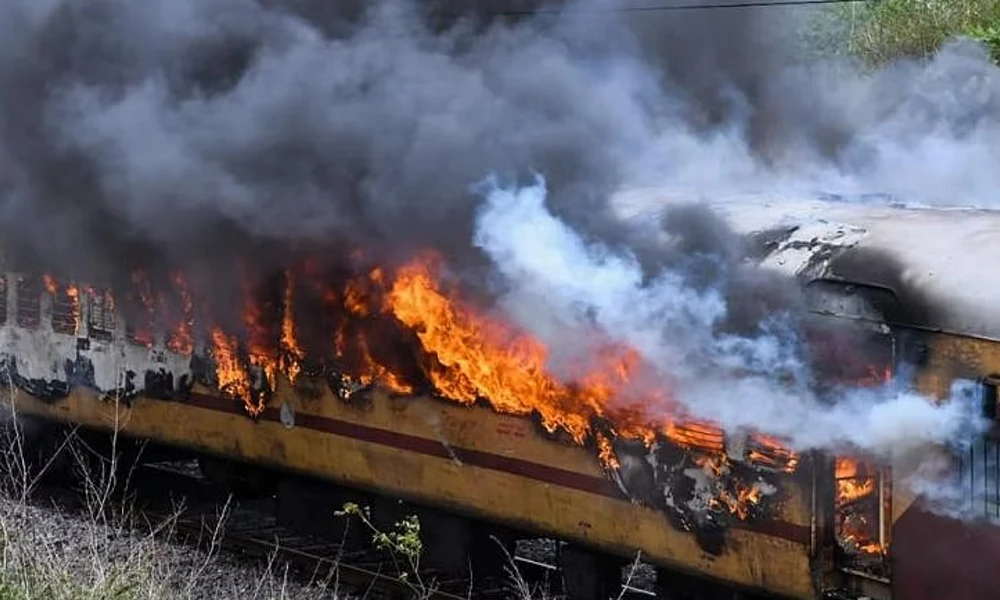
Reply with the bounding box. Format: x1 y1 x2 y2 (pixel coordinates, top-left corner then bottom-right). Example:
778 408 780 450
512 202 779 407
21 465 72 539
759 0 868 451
2 193 999 600
629 193 1000 600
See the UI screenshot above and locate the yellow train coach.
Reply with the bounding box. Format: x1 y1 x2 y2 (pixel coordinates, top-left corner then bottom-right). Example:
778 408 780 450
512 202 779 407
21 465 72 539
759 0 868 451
3 192 1000 600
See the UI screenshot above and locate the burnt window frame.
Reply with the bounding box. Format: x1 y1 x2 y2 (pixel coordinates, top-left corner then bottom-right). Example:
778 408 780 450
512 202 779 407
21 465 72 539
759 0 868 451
804 279 903 324
50 282 79 336
86 287 117 342
833 456 893 577
951 375 1000 522
981 375 1000 423
15 276 42 330
0 276 8 326
952 430 1000 521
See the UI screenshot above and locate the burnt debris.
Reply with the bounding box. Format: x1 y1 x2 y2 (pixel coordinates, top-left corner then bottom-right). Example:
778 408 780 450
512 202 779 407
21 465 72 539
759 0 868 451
605 435 787 555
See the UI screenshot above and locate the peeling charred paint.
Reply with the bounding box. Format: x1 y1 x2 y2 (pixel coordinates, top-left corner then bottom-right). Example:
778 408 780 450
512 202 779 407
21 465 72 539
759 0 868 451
189 353 215 388
324 365 376 404
604 435 787 556
291 359 327 399
143 368 175 401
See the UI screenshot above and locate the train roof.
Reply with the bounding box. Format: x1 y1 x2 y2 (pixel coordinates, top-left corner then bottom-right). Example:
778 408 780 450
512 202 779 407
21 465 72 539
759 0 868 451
612 189 1000 341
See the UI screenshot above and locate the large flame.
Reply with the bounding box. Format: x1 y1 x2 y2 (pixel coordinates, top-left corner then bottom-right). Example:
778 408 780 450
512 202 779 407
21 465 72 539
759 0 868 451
39 253 803 521
166 271 194 356
386 257 696 447
280 269 305 384
128 270 156 347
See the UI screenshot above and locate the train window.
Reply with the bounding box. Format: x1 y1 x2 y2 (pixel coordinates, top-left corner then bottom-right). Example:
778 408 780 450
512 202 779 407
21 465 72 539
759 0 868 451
50 283 79 336
953 436 1000 521
87 288 116 341
15 277 41 329
126 321 155 347
834 457 892 575
981 376 999 421
0 276 8 325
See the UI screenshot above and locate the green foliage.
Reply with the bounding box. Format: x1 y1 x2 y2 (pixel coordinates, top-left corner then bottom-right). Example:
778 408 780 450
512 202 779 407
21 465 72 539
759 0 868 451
0 567 143 600
336 502 431 594
967 22 1000 62
336 502 423 563
807 0 1000 65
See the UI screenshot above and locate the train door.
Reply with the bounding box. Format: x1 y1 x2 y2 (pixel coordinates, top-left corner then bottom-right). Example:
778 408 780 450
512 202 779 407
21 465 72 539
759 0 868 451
802 279 898 597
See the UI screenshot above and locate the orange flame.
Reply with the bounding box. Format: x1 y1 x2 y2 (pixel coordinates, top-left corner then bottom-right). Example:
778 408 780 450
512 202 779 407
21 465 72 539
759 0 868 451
210 326 264 417
835 456 885 556
44 275 80 335
240 271 278 402
45 251 799 506
748 433 800 473
166 271 194 356
280 269 305 384
830 365 892 560
694 454 768 520
382 256 790 467
387 258 603 442
595 433 619 469
129 270 156 347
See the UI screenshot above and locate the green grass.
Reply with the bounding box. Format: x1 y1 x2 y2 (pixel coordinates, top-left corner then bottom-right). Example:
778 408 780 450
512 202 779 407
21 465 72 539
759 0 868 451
805 0 1000 64
0 569 145 600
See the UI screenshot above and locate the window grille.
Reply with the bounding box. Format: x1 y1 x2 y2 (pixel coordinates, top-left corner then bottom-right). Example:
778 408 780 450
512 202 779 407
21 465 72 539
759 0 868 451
953 436 1000 520
87 288 116 341
51 285 78 336
15 277 40 329
0 277 8 325
953 375 1000 520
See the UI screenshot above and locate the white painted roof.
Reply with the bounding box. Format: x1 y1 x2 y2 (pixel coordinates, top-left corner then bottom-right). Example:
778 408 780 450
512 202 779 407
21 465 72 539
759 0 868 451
612 189 1000 339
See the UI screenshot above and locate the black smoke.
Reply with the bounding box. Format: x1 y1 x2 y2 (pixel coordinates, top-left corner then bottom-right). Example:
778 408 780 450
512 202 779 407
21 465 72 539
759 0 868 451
0 0 997 367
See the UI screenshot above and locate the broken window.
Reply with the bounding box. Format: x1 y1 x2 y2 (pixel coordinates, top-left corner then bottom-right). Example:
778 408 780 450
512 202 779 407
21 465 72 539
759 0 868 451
746 433 800 473
125 272 156 347
87 288 116 341
834 457 891 576
50 282 80 336
982 375 999 422
15 277 41 329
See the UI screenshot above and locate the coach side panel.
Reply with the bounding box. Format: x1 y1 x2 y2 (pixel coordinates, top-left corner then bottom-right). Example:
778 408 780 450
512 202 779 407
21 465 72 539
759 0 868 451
890 331 1000 600
10 380 820 599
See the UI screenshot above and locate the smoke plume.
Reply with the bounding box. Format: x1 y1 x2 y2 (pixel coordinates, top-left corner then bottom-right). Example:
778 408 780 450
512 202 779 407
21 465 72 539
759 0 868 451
0 0 997 502
473 175 985 460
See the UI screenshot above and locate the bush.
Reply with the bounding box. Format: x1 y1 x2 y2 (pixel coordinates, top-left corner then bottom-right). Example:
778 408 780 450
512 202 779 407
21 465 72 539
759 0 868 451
809 0 1000 64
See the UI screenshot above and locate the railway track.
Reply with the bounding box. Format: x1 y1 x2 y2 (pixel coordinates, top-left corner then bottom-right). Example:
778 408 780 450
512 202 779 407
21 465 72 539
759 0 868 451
30 458 658 600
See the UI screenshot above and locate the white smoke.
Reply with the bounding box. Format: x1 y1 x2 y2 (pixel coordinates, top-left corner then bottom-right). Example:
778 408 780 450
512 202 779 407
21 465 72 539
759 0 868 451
472 175 986 462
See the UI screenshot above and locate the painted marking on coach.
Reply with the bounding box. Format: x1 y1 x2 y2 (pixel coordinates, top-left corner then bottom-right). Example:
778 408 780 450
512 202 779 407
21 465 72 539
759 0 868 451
179 392 811 546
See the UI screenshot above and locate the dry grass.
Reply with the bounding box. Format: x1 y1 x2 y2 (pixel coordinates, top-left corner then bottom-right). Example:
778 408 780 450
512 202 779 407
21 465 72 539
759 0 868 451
0 391 646 600
0 395 341 600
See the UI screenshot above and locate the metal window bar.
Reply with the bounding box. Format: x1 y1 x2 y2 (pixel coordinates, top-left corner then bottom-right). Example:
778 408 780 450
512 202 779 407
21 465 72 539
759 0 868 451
953 435 1000 520
15 277 40 330
0 277 8 325
51 287 78 336
87 288 116 341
